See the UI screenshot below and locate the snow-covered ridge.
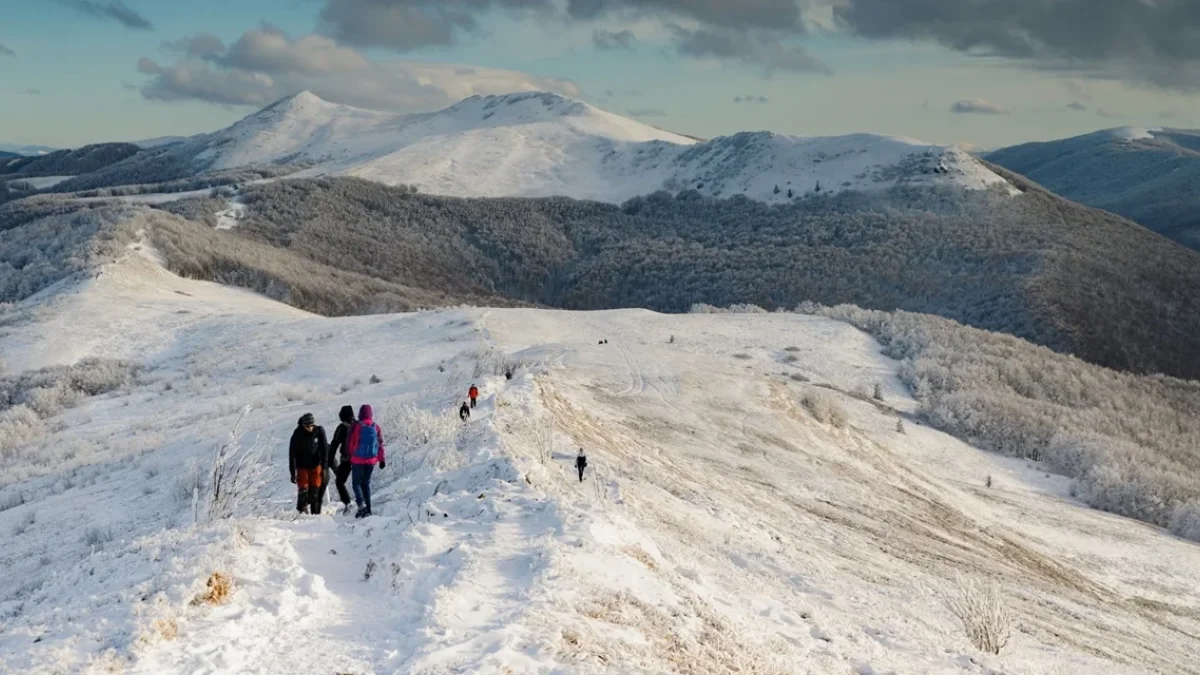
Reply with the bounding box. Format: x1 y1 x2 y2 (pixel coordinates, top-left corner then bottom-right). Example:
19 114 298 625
157 90 1013 203
3 253 1198 674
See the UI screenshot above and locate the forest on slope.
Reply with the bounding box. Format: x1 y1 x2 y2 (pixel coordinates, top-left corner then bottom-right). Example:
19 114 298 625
146 173 1200 380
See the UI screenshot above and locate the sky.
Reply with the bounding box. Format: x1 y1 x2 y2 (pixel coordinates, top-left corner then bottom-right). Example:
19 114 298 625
2 0 1199 150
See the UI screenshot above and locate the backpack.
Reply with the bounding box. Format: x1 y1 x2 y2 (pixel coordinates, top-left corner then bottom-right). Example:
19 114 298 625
354 422 380 460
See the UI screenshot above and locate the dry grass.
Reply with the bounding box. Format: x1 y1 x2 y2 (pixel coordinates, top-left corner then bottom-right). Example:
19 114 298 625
621 545 658 570
192 572 233 606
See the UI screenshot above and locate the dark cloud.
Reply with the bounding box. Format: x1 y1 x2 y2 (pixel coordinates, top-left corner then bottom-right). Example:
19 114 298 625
628 107 667 117
672 26 830 75
138 27 582 112
1066 101 1088 111
733 95 769 104
56 0 153 30
593 29 637 51
317 0 817 77
567 0 801 32
162 33 226 60
0 44 14 58
833 0 1200 89
950 98 1008 115
318 0 551 51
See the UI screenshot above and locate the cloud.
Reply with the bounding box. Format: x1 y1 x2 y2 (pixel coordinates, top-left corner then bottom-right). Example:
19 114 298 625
627 107 667 117
55 0 152 30
567 0 802 32
25 88 41 95
220 26 368 74
832 0 1200 90
162 33 226 60
733 95 769 104
1096 108 1122 118
317 0 820 77
672 26 831 75
138 27 582 112
1066 101 1088 111
318 0 552 52
0 44 14 58
593 28 637 51
950 98 1008 115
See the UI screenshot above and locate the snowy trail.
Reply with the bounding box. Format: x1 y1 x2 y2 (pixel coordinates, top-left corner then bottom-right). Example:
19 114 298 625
4 258 1200 674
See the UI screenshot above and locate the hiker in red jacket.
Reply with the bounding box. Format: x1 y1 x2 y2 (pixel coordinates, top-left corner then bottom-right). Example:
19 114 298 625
348 404 386 519
469 384 479 408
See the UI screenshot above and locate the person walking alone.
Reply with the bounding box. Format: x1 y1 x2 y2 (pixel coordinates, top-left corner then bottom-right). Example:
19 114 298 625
459 401 471 422
576 448 587 483
289 413 328 514
468 384 479 409
327 405 356 514
348 404 386 519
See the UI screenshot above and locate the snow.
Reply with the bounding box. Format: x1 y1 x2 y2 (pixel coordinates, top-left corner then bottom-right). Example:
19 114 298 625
174 90 1013 203
214 199 247 230
2 252 1198 674
8 175 75 190
1110 127 1161 142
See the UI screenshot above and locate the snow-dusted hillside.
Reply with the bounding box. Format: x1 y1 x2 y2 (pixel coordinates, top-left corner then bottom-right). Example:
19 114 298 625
72 91 1012 203
2 248 1198 674
988 127 1200 250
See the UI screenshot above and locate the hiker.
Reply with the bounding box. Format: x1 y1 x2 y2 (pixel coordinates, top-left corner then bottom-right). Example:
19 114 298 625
468 384 479 409
348 404 385 519
576 448 587 483
289 413 328 515
505 370 512 381
327 405 356 514
459 401 471 421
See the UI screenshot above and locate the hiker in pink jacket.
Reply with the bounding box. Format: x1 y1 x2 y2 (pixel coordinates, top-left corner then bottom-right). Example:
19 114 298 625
348 404 386 518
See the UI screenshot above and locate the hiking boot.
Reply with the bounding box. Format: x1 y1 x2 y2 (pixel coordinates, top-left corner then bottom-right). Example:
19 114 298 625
362 508 372 518
354 507 366 519
342 504 353 515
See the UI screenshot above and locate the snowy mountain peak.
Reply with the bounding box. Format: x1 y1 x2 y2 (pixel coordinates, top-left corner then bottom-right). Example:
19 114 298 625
83 91 1014 203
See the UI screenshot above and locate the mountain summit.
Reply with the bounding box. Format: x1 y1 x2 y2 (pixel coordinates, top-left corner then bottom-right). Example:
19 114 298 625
58 91 1013 203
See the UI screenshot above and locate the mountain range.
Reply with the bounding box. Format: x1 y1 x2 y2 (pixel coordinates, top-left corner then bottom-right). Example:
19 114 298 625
2 91 1199 381
988 127 1200 251
48 91 1011 202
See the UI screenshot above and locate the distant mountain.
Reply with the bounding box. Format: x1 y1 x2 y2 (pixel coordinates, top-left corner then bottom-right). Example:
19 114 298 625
52 90 1012 202
0 143 140 179
0 143 58 156
132 136 191 149
987 127 1200 250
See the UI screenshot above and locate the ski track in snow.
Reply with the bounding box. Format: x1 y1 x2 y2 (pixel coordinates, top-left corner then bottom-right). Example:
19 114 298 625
1 252 1199 674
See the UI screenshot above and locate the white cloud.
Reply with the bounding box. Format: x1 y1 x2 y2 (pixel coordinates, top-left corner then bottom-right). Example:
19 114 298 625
139 28 581 112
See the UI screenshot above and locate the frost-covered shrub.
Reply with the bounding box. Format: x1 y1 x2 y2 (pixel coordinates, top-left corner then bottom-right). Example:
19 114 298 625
1168 503 1200 542
0 405 46 455
817 304 1200 530
801 393 847 428
0 358 141 418
945 574 1012 655
378 402 464 474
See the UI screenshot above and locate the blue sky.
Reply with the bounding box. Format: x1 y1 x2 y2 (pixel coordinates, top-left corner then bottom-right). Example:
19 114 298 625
2 0 1198 149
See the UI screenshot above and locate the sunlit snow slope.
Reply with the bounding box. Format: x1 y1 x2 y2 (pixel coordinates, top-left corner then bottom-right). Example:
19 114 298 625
139 90 1012 203
1 251 1196 674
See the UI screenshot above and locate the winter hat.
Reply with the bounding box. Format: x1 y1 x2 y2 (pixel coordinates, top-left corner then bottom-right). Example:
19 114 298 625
338 405 355 424
299 413 315 426
358 404 374 422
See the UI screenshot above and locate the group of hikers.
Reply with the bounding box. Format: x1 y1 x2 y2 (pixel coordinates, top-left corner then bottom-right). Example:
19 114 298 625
288 382 591 517
288 404 384 518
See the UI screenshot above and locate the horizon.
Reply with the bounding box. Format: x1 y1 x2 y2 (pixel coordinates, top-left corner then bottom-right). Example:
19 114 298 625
3 1 1200 149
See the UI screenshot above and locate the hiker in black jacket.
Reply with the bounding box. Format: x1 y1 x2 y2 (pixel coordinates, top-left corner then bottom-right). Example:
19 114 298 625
576 448 587 483
459 401 470 421
327 405 356 514
289 413 329 514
